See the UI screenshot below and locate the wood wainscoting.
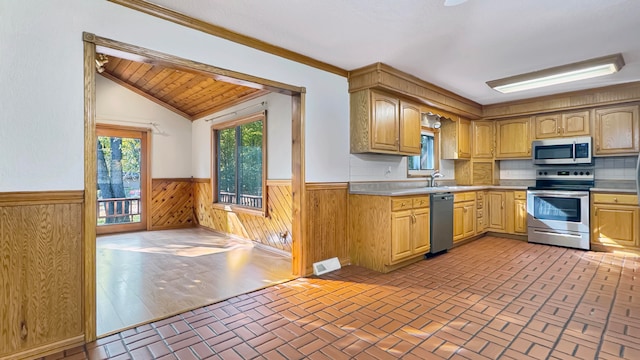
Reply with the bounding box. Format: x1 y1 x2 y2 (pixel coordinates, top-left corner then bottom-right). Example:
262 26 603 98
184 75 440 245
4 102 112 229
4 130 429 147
0 191 85 360
304 183 350 275
151 178 195 230
193 179 293 252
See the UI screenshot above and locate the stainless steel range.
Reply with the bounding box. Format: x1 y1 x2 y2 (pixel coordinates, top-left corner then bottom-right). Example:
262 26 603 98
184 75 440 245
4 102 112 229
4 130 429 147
526 167 594 250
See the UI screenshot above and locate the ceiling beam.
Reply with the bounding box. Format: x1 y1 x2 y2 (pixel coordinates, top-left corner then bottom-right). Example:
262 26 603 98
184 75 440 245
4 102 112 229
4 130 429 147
108 0 349 77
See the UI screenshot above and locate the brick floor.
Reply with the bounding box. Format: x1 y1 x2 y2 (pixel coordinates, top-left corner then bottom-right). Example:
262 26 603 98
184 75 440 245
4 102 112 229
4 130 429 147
48 236 640 359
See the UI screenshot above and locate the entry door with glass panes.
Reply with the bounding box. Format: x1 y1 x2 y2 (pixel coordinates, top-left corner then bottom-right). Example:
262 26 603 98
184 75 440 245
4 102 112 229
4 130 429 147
96 125 148 234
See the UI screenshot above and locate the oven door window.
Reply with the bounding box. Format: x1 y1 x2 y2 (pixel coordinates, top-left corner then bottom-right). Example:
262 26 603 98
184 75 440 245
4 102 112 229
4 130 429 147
533 196 581 222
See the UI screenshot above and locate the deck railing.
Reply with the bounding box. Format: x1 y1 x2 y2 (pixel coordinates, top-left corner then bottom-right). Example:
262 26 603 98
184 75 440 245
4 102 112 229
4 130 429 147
219 192 262 208
97 197 141 224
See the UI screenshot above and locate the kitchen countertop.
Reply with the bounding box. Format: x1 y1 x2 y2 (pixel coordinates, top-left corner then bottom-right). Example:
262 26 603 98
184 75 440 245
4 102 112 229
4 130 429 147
591 180 638 194
349 184 529 196
349 181 638 196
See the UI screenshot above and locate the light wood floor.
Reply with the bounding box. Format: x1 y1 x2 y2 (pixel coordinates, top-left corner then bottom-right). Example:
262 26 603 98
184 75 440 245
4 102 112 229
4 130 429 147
96 228 293 336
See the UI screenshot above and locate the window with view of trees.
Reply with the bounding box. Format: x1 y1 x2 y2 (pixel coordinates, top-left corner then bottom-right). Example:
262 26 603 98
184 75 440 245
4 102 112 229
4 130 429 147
213 111 266 213
408 129 439 177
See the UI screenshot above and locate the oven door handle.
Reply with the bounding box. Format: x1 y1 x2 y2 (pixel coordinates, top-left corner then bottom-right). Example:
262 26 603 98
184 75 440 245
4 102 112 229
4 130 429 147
527 190 590 197
573 141 576 162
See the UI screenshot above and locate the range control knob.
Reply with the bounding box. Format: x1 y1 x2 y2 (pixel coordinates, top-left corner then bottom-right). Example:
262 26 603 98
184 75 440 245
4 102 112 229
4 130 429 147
544 171 548 175
574 171 578 175
586 171 590 175
580 171 584 175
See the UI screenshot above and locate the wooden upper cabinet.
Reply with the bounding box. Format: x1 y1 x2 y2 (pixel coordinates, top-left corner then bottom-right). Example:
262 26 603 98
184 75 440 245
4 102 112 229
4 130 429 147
399 101 422 154
441 117 471 159
350 89 420 155
371 92 400 152
458 118 471 158
594 105 640 156
495 117 531 159
562 110 590 137
534 111 590 139
472 120 494 158
533 114 562 139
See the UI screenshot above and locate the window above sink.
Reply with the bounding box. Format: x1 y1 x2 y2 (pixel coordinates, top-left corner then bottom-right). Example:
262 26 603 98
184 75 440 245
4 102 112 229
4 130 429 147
408 128 439 177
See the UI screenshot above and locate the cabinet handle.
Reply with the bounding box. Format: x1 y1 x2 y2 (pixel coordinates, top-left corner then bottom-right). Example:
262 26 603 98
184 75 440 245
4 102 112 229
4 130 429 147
501 201 504 209
614 198 618 202
595 208 598 216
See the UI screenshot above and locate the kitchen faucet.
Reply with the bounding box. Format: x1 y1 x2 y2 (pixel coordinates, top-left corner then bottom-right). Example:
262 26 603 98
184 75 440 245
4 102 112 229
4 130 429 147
429 170 444 187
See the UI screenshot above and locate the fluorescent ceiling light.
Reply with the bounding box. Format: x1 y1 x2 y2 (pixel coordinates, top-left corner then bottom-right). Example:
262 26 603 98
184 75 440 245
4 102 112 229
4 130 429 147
487 53 625 94
444 0 468 6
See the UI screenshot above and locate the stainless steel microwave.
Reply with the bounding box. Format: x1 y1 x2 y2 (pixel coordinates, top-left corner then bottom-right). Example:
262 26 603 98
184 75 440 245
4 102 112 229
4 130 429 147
532 136 592 165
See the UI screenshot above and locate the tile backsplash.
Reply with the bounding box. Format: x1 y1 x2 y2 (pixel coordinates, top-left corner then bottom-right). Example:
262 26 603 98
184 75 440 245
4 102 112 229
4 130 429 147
500 156 638 181
349 154 455 181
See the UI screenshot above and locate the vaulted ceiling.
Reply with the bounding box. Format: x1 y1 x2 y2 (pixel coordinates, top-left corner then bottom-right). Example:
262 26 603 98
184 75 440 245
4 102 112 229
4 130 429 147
98 54 268 120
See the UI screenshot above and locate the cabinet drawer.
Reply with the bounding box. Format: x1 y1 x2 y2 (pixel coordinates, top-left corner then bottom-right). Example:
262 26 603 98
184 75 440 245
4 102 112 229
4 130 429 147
454 192 476 203
514 191 526 200
593 193 638 205
477 209 484 218
391 198 413 211
412 196 430 208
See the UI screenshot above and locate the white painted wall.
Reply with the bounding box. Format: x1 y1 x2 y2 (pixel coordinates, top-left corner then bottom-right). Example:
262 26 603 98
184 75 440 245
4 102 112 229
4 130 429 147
96 76 192 178
191 92 292 179
0 0 349 191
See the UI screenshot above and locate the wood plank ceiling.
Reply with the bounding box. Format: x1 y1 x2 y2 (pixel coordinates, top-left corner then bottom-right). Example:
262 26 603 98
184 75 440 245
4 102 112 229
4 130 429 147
98 53 269 120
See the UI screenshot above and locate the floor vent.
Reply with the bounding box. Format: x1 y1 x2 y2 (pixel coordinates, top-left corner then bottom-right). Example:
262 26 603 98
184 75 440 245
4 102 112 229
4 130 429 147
313 257 341 276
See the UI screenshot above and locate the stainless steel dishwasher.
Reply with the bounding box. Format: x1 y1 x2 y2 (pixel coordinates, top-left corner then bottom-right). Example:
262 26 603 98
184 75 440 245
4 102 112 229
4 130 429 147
428 192 454 256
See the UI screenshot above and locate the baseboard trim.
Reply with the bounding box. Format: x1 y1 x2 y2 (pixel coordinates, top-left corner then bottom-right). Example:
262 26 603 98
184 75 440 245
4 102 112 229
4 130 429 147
0 335 85 360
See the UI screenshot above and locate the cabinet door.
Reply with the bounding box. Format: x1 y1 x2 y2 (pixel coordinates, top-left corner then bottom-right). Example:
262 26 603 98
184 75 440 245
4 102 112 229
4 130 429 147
534 114 561 139
594 105 640 155
488 192 506 231
458 118 472 159
472 121 494 158
371 91 400 152
399 101 421 155
412 208 430 254
562 110 590 137
592 205 640 248
496 118 531 158
453 203 464 242
514 199 527 234
391 210 413 263
462 203 476 238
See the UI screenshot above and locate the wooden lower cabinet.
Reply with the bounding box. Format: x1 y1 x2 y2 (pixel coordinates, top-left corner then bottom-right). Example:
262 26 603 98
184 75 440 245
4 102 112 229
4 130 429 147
453 192 476 243
350 194 430 272
513 192 527 234
487 190 526 234
476 191 489 233
591 193 640 250
488 191 506 232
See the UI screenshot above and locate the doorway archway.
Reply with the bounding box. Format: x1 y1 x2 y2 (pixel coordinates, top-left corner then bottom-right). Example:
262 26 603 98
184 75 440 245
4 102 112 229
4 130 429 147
83 32 306 341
